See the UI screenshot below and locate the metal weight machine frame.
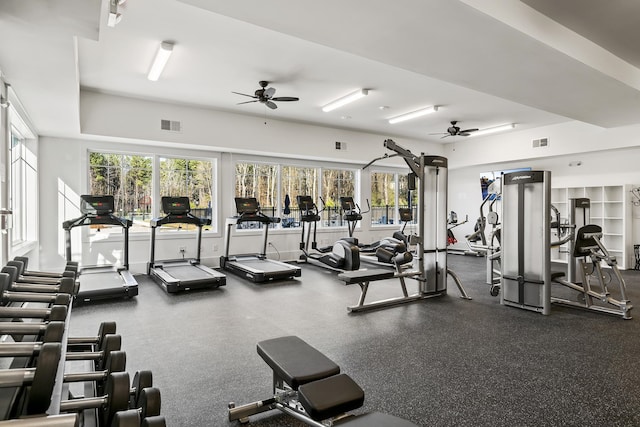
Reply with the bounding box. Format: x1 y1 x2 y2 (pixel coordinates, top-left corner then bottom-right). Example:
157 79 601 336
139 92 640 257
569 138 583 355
361 139 470 306
499 172 632 319
550 198 632 319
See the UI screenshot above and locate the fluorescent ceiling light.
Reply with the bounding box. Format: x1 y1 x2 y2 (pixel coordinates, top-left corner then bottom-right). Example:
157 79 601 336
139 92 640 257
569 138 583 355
147 42 174 81
471 123 516 137
388 106 438 124
322 89 368 112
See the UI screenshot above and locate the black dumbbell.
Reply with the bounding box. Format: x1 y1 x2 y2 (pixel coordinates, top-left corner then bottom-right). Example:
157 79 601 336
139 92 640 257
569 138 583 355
0 321 65 343
13 256 78 279
59 371 131 427
7 260 76 285
0 341 125 396
129 371 152 410
64 350 126 396
111 383 163 427
0 304 68 322
1 272 71 307
66 321 117 352
2 265 75 295
0 342 61 416
66 334 122 372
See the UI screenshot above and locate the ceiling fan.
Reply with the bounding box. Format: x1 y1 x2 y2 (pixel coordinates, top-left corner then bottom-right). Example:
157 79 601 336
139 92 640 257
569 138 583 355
232 81 299 110
430 121 479 138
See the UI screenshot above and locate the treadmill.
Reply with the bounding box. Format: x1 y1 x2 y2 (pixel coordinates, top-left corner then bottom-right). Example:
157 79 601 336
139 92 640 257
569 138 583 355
147 196 226 293
62 195 138 303
220 197 301 283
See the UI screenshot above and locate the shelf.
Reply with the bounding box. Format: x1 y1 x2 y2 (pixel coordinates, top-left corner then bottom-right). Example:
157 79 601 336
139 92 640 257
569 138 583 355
552 184 631 269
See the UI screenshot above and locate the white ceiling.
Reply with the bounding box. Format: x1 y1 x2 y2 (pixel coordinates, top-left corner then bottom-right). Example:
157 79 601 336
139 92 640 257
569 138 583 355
1 0 640 143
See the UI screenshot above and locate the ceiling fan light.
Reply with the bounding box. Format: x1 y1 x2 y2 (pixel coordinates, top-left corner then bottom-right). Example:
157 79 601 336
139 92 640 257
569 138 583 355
147 41 174 81
471 123 515 137
388 106 438 124
322 89 368 112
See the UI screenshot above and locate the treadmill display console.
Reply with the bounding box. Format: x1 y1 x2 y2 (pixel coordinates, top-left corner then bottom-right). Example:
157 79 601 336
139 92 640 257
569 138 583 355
162 197 191 215
235 197 259 215
81 195 115 215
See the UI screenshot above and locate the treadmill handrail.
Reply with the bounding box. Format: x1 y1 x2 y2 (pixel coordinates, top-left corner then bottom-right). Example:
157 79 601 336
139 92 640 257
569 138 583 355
232 212 281 224
150 212 211 228
62 211 131 269
62 213 132 230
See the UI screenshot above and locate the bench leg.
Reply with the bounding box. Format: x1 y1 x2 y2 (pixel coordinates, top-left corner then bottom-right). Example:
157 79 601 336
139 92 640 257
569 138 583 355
356 282 370 307
228 398 276 422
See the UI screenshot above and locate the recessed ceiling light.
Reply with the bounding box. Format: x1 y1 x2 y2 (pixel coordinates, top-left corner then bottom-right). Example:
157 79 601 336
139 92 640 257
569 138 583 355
379 106 390 110
341 115 352 120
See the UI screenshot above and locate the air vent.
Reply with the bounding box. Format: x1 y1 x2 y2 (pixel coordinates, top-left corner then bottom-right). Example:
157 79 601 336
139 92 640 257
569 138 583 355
335 141 347 151
160 119 181 132
532 137 548 148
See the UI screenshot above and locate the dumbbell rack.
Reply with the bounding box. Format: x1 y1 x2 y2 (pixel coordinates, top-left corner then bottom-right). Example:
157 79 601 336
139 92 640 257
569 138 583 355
0 258 166 426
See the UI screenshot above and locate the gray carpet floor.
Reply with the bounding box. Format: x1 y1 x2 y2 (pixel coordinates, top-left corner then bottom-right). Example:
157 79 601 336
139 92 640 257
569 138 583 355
68 256 640 426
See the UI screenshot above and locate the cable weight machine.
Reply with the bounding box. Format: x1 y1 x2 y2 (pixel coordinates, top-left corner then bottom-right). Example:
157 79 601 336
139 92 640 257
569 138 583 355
353 139 470 310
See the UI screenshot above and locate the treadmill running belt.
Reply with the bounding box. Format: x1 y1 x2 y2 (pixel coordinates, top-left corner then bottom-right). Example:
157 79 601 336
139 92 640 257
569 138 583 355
162 265 213 280
236 258 296 273
78 270 123 291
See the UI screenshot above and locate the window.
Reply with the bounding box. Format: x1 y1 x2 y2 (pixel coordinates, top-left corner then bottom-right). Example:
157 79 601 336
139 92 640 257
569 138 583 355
88 152 215 233
235 163 278 228
281 166 317 228
159 157 214 230
370 171 416 225
10 125 38 245
322 169 355 227
89 152 152 232
234 161 358 230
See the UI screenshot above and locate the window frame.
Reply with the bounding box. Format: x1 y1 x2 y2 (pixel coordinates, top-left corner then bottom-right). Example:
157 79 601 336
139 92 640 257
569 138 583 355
233 157 360 232
369 168 416 227
86 148 219 236
8 104 38 253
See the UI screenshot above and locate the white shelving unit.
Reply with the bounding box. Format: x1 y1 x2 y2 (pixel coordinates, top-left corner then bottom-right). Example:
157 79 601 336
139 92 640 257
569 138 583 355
551 185 632 269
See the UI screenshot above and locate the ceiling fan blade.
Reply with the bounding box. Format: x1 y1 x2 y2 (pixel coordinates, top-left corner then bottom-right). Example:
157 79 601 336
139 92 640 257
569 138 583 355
237 100 258 105
232 91 257 99
272 97 299 102
459 133 472 136
264 87 276 98
459 128 479 133
440 135 451 139
428 132 447 135
266 101 278 110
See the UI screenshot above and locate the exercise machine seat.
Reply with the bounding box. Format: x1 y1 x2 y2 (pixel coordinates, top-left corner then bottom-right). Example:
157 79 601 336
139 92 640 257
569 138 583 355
298 373 364 420
338 269 394 284
342 412 420 426
257 336 340 389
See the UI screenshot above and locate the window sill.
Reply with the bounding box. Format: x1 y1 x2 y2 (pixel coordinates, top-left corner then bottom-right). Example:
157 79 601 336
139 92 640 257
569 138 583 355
11 240 38 257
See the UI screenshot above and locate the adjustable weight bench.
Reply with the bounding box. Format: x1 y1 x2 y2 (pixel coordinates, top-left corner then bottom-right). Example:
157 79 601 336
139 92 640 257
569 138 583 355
228 336 417 426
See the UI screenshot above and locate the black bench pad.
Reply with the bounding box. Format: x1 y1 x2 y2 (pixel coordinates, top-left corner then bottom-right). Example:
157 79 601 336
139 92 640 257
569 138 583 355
257 336 340 390
341 411 419 426
338 269 394 284
298 373 364 421
551 271 565 280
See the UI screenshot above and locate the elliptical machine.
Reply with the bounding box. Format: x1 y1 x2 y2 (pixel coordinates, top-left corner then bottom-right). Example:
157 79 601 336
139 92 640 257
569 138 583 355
340 196 412 267
297 196 360 271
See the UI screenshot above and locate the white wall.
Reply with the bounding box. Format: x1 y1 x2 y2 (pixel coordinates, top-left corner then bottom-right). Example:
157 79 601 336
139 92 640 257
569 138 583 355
38 94 443 272
39 93 640 272
446 122 640 263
